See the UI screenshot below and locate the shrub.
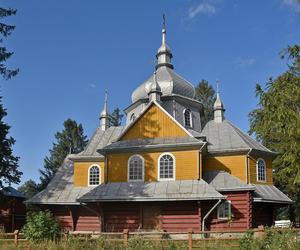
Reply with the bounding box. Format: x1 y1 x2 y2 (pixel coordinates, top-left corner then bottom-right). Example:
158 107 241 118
22 210 61 243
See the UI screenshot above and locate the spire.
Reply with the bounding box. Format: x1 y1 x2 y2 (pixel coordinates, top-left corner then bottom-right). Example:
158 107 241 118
213 80 225 123
148 70 162 102
156 14 173 70
100 90 109 131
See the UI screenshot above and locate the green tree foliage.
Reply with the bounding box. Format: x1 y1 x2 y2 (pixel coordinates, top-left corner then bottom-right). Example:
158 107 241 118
0 7 19 79
0 97 21 189
249 45 300 220
195 79 216 128
18 179 39 198
23 210 61 243
109 108 124 126
39 119 88 189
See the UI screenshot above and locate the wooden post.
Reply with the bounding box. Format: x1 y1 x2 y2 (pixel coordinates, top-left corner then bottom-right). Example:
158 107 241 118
257 225 264 240
188 229 193 250
14 230 19 246
123 229 129 247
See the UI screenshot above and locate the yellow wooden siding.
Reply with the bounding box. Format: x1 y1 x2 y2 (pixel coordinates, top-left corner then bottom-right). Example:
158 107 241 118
203 155 247 182
107 150 199 182
74 161 104 187
248 156 273 184
121 104 188 140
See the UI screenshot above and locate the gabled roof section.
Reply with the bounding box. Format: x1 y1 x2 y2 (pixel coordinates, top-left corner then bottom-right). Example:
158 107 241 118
26 156 94 205
200 119 275 155
253 184 293 204
78 180 224 202
1 187 26 199
118 101 193 141
203 170 254 192
69 126 123 161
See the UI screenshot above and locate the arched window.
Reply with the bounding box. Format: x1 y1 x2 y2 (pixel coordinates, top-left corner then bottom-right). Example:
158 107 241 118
184 109 192 127
128 155 144 181
158 153 175 180
88 165 100 186
130 113 136 122
256 158 266 182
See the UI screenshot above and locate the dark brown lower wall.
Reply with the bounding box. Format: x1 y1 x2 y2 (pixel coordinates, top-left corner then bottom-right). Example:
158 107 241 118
160 201 201 232
47 193 257 232
252 203 274 228
202 191 252 231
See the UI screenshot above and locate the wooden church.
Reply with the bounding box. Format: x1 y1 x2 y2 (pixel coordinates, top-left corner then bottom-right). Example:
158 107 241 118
27 23 292 232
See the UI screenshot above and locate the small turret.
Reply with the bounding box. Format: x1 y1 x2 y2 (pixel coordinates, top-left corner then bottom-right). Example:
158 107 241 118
100 90 109 131
148 70 162 102
213 83 225 123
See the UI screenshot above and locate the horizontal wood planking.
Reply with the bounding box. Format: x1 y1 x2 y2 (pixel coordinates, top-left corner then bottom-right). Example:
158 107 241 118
202 191 252 231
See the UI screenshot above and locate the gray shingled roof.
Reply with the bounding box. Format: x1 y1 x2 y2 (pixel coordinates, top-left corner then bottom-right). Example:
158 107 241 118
74 126 123 158
203 171 254 191
1 187 26 199
78 180 224 202
200 120 275 155
131 66 195 103
253 184 293 204
101 136 203 153
26 157 94 205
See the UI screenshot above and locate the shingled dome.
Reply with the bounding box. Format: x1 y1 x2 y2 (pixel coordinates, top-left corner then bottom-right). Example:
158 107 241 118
131 25 195 103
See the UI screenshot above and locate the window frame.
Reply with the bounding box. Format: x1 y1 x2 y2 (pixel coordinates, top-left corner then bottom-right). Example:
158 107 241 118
183 108 193 128
217 200 232 220
88 164 101 187
256 158 267 182
158 153 176 181
127 154 145 182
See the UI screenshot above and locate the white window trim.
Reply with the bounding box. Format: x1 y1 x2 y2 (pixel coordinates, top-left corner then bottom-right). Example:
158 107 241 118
217 200 232 220
158 152 176 181
256 158 267 182
183 108 193 128
127 154 145 182
88 164 101 187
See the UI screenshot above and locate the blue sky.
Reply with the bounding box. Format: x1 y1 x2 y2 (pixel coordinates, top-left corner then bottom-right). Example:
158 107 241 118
1 0 299 185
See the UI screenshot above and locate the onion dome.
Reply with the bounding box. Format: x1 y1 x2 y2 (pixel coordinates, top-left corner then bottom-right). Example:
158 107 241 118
131 17 195 103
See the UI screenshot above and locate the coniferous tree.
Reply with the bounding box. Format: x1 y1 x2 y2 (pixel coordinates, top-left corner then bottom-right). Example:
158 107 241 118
195 80 216 128
39 119 88 189
109 108 124 127
0 7 19 79
249 45 300 221
0 97 21 189
18 179 39 198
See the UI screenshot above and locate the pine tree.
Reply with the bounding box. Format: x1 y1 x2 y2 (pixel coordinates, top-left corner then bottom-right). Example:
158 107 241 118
109 108 124 127
249 45 300 221
18 179 39 198
0 97 21 189
195 80 216 128
0 7 19 79
39 119 88 189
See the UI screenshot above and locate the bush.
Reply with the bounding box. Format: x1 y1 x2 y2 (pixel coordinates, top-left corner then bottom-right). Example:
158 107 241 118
23 210 61 243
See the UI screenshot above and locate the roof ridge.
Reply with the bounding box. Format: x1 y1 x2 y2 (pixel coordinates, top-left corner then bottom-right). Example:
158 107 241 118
225 120 271 152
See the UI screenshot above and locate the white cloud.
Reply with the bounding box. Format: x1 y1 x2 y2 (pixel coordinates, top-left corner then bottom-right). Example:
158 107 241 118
89 83 96 88
235 57 256 67
282 0 300 13
188 1 217 19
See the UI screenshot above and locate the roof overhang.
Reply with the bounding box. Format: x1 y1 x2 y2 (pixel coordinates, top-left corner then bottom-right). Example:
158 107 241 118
68 155 104 162
207 148 277 157
253 198 293 204
98 141 204 155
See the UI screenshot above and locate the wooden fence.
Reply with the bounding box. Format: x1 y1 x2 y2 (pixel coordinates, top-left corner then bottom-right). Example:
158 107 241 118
1 227 300 250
